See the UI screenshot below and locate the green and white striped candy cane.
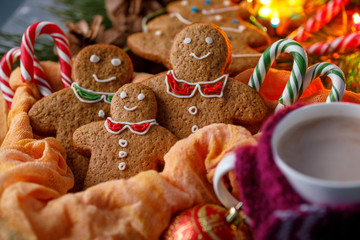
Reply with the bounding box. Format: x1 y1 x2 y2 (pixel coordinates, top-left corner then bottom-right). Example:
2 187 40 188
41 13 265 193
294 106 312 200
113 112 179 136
248 39 308 109
302 62 345 102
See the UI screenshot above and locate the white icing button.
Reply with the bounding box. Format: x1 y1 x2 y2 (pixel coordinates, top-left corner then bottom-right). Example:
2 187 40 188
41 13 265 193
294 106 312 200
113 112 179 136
118 162 126 171
183 37 191 44
188 106 198 115
120 91 128 99
155 30 162 36
119 139 128 147
98 110 105 118
205 37 213 44
181 0 188 5
238 25 245 32
119 151 127 158
111 58 121 66
90 54 100 63
138 93 145 100
223 0 230 6
214 15 223 21
191 125 199 133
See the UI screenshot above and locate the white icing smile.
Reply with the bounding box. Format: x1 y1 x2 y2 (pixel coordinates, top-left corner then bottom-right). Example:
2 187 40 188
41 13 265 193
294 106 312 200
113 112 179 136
93 74 116 83
190 52 211 60
124 105 137 111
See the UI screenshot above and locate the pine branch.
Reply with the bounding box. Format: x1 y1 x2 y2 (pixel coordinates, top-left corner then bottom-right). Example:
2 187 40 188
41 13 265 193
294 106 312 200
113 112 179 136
46 0 112 28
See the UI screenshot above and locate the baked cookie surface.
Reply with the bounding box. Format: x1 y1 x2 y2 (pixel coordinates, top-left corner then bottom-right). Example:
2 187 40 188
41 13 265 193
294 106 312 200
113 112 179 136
128 0 270 75
143 23 267 138
28 44 133 191
73 83 178 188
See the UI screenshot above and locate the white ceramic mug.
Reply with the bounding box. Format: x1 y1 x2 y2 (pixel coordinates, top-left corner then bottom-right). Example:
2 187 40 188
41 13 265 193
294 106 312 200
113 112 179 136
214 102 360 206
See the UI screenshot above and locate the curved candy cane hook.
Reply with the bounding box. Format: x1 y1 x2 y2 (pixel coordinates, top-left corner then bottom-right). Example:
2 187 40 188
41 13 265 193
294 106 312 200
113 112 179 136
0 47 52 109
248 39 308 110
20 21 72 88
302 62 345 103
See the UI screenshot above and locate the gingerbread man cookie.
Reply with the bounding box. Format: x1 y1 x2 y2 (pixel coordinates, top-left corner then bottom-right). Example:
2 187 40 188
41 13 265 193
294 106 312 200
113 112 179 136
73 83 178 188
128 0 270 75
142 22 267 139
28 44 133 191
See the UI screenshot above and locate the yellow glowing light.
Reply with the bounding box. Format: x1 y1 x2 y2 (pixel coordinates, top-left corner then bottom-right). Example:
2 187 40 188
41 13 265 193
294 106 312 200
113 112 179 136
260 0 271 4
247 0 253 2
257 0 305 20
259 7 271 17
353 13 360 24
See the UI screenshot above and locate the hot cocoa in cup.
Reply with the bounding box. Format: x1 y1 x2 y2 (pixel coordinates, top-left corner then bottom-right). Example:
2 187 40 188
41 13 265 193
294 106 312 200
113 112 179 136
272 102 360 205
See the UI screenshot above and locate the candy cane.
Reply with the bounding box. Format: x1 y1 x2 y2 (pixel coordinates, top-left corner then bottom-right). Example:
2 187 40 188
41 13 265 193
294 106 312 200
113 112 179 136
0 47 53 109
20 21 72 88
301 62 345 103
305 32 360 55
289 0 350 42
0 48 20 108
248 39 308 109
32 57 53 97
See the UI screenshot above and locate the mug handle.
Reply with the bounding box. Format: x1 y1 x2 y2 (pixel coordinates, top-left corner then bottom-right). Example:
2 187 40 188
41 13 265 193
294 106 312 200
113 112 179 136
213 152 242 209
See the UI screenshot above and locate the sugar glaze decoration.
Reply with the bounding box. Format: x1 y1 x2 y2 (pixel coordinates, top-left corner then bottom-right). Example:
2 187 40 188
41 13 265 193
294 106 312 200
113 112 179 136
71 82 114 103
90 54 122 83
118 162 126 170
165 70 228 98
105 118 159 135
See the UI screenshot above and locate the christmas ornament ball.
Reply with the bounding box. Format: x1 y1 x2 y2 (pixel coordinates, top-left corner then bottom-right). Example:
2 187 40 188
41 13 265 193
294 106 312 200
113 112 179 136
163 204 252 240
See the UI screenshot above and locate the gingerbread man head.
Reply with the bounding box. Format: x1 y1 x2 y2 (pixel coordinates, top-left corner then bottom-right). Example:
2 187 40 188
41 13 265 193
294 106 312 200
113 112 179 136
72 44 133 92
169 23 232 83
110 83 157 123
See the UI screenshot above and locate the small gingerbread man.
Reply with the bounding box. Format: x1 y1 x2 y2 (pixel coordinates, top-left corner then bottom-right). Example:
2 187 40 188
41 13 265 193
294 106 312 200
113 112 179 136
143 23 267 139
73 83 178 188
28 44 133 191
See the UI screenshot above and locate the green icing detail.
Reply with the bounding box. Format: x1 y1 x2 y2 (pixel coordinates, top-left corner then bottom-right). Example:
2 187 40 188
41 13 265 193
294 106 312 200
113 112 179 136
73 84 102 100
107 94 114 102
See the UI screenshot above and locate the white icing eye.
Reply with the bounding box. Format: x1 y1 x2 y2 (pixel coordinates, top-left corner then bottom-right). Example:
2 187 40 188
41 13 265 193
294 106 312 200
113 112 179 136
183 37 191 44
111 58 121 66
138 93 145 100
120 91 128 99
205 37 213 44
90 55 100 63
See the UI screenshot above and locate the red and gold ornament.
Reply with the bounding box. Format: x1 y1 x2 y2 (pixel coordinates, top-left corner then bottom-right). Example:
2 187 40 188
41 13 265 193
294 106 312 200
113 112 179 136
163 204 252 240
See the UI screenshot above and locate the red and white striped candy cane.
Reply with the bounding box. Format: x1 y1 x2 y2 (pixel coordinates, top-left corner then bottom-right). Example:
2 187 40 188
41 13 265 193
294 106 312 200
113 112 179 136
0 48 20 108
0 47 53 108
289 0 350 42
33 57 53 97
20 21 72 88
305 31 360 55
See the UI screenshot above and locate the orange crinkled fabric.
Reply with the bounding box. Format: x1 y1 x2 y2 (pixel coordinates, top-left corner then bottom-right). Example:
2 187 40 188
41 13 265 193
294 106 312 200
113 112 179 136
0 66 257 239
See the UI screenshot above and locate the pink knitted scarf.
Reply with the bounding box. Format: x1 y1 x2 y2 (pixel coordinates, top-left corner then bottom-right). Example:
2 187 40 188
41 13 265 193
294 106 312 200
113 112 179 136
235 104 360 240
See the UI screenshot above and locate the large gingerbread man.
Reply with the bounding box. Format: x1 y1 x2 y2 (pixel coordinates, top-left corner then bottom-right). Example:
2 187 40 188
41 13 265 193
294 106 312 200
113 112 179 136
28 44 133 191
73 83 178 188
143 22 267 139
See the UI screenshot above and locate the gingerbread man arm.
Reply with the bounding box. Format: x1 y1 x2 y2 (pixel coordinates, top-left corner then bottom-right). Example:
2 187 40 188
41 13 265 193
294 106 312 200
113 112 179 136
152 127 178 169
226 80 267 124
28 88 71 134
72 122 103 158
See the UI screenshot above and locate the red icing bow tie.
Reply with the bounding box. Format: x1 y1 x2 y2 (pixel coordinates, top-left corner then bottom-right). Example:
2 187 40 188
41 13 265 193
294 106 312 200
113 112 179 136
166 71 227 98
106 119 151 133
167 72 195 95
